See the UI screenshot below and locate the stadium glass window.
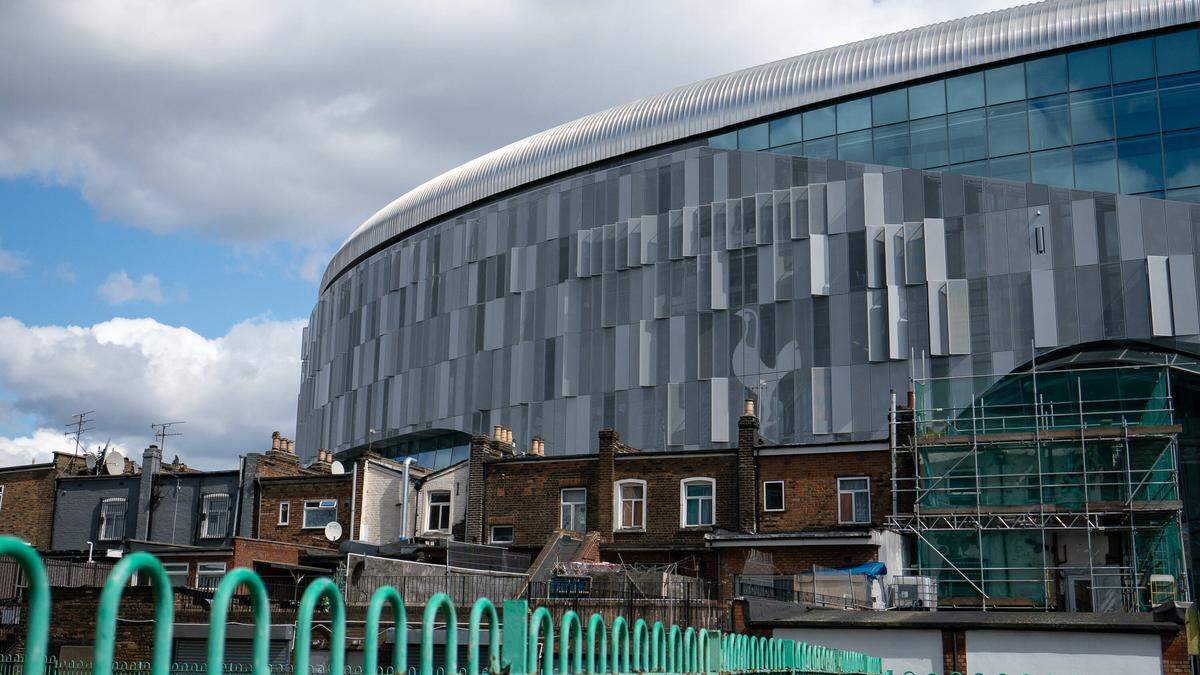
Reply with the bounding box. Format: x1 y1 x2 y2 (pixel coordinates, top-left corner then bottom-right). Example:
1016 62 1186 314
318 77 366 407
1070 88 1115 144
1111 37 1156 83
837 477 871 524
985 63 1026 105
1074 141 1119 193
99 498 126 541
804 136 838 159
803 106 836 140
680 477 715 528
874 122 910 167
560 488 587 532
1029 95 1071 150
161 563 189 588
709 131 737 150
946 72 985 113
1163 129 1200 189
947 109 987 164
763 481 785 512
426 491 451 532
737 123 769 151
614 479 646 531
1068 45 1111 90
987 101 1028 157
836 98 871 133
769 114 802 147
302 499 337 529
1159 72 1200 132
1031 148 1075 188
910 116 948 168
277 502 290 526
196 563 226 590
1117 135 1165 193
1113 80 1160 138
1025 54 1067 97
872 89 908 126
490 525 514 544
838 130 873 162
908 80 946 119
1156 29 1200 77
201 493 230 539
989 155 1030 183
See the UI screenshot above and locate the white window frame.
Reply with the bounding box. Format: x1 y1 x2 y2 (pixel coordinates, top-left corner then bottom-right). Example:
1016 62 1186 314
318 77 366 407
837 477 871 524
426 490 452 533
679 477 716 528
161 562 189 588
302 499 338 530
99 498 127 541
489 525 514 544
278 501 290 526
763 481 786 512
196 562 227 590
560 488 587 532
0 484 5 512
200 493 231 539
613 479 647 532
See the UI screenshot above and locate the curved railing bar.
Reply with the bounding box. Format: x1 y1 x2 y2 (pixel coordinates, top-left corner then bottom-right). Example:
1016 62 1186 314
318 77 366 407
586 613 607 675
365 586 407 675
468 598 499 675
559 610 583 674
420 593 457 675
93 552 173 675
528 606 555 675
207 567 270 675
294 577 346 675
0 538 49 675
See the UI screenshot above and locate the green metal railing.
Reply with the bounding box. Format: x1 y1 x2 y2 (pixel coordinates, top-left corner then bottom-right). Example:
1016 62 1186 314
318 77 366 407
0 537 880 675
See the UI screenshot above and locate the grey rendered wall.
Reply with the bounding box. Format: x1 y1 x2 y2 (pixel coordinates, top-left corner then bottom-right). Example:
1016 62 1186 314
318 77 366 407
50 477 140 551
146 472 241 547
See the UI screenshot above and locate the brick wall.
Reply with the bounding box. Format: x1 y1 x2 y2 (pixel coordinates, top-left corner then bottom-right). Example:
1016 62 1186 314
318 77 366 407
756 449 891 531
610 453 737 547
0 466 58 550
1161 630 1189 675
483 457 596 550
256 475 352 547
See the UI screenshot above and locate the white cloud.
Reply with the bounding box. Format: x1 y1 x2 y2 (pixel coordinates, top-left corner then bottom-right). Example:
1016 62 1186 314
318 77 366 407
97 270 165 305
0 241 29 277
0 315 304 468
0 0 1012 249
0 427 127 466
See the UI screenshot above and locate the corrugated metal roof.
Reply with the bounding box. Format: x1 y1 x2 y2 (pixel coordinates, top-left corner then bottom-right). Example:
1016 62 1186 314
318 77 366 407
323 0 1200 289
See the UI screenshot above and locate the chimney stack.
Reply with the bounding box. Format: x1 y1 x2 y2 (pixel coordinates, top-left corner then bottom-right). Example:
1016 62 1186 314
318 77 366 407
530 438 545 456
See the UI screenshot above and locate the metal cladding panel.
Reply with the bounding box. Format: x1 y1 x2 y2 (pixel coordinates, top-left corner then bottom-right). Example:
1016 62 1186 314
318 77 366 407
322 0 1200 290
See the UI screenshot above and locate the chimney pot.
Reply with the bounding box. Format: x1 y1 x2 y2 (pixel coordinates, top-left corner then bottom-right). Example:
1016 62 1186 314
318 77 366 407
272 433 281 451
744 398 756 417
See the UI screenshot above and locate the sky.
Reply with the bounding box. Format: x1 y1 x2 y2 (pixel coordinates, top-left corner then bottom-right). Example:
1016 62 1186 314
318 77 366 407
0 0 1014 468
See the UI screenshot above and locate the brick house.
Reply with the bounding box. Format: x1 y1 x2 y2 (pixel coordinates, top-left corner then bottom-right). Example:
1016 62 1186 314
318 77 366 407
0 453 88 549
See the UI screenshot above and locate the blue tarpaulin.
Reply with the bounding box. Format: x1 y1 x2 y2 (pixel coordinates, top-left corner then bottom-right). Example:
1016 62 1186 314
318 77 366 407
820 562 887 578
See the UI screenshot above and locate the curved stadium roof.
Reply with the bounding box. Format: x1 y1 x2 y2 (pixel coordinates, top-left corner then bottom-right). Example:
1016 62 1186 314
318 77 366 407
323 0 1200 290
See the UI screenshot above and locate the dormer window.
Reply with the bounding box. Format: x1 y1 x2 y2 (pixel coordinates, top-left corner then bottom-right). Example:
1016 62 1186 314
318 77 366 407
201 493 231 538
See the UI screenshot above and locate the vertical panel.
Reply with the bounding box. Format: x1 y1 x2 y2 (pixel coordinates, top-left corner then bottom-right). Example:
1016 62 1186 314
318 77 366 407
946 279 971 355
904 221 927 284
773 189 792 242
682 206 699 258
866 226 887 288
885 224 906 286
831 366 852 433
1169 254 1200 336
790 186 810 239
867 289 889 362
887 285 909 360
810 234 831 296
1148 255 1174 336
1031 269 1060 348
712 250 729 310
864 172 885 229
710 377 730 443
1072 199 1100 265
924 218 947 282
811 367 831 435
927 282 947 356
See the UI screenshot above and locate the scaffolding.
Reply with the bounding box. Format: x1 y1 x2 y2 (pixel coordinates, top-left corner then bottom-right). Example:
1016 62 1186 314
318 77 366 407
888 362 1189 612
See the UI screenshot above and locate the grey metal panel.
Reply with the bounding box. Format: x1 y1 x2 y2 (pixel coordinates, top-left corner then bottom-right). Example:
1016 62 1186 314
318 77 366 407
1073 199 1100 266
1170 254 1200 336
1031 269 1059 348
1148 255 1173 336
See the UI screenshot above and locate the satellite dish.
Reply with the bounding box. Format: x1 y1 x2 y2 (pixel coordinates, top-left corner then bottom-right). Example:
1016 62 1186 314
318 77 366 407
84 454 97 471
103 450 125 475
324 521 343 542
330 461 345 475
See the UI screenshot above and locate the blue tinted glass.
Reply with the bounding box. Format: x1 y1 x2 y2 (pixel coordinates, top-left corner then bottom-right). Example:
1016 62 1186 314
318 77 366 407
909 81 946 119
804 136 838 159
1167 186 1200 202
837 98 872 133
947 108 987 164
986 64 1026 105
1070 88 1114 144
910 116 948 168
947 72 985 112
769 114 803 147
1113 80 1159 138
1029 95 1071 150
1074 141 1118 192
804 106 837 139
710 131 737 150
1111 38 1156 83
873 122 909 166
1116 135 1164 193
1164 129 1200 188
837 129 873 162
1025 54 1068 97
1031 148 1075 188
987 102 1028 157
737 123 769 150
775 141 804 156
989 154 1030 182
947 160 988 177
1159 72 1200 132
1156 29 1200 76
1068 46 1111 90
872 89 908 126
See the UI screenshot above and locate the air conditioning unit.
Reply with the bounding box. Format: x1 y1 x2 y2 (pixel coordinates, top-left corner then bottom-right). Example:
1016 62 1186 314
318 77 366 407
891 575 937 610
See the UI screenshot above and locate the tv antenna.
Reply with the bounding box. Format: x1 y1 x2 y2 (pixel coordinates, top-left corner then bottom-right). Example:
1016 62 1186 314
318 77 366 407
64 411 95 456
151 421 185 453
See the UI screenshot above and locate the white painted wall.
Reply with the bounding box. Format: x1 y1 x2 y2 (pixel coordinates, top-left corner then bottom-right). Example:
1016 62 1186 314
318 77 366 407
416 462 468 538
966 630 1161 675
358 458 420 544
772 627 941 675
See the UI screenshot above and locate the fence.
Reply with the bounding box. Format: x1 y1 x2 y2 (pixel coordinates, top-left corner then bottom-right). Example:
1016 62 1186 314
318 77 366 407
733 576 873 611
0 535 881 674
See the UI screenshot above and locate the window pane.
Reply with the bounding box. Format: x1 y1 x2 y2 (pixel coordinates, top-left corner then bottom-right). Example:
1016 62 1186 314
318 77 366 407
687 499 699 524
621 483 643 500
909 81 946 119
1074 141 1118 193
910 116 948 168
853 493 870 522
804 136 837 159
686 482 712 497
987 102 1028 157
986 64 1025 105
839 493 854 521
1117 135 1164 193
701 499 713 525
1167 186 1200 202
1026 54 1068 97
989 154 1030 183
1111 37 1156 83
1157 29 1200 77
1113 80 1160 138
1068 46 1111 90
803 106 836 139
709 132 737 150
1159 72 1200 132
947 72 985 112
873 122 909 166
837 98 872 133
769 114 802 147
1031 148 1075 188
1070 88 1114 144
841 478 869 491
947 109 987 164
871 89 908 126
1164 129 1200 189
737 124 769 151
1028 94 1071 150
947 160 988 177
837 130 873 162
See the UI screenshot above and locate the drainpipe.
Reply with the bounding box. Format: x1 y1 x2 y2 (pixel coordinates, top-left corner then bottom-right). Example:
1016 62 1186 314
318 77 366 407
350 459 358 542
231 455 245 539
400 457 415 540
